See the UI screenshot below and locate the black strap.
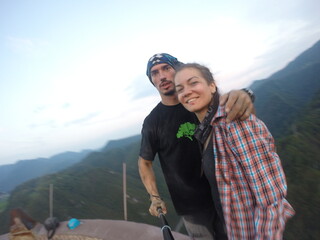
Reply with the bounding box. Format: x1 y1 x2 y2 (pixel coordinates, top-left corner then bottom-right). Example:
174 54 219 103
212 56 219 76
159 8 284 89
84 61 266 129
44 217 59 240
194 91 220 147
47 228 56 240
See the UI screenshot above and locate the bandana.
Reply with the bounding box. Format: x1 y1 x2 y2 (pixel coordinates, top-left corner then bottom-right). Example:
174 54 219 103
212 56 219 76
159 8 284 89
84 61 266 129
146 53 183 84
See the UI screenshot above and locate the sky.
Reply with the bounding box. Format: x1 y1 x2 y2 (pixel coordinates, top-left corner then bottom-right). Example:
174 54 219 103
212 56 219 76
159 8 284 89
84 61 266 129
0 0 319 166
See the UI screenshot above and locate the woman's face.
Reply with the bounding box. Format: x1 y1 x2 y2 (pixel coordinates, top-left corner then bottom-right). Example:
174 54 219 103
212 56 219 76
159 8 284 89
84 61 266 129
174 67 216 121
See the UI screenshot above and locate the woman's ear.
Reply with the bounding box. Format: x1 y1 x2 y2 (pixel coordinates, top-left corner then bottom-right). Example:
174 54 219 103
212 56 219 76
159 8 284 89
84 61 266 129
210 83 216 94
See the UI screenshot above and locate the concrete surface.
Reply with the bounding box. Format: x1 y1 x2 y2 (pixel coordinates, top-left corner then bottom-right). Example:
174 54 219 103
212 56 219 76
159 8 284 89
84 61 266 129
0 219 189 240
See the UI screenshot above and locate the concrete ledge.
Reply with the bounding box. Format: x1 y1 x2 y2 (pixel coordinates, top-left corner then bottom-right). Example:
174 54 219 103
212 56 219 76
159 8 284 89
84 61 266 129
0 219 189 240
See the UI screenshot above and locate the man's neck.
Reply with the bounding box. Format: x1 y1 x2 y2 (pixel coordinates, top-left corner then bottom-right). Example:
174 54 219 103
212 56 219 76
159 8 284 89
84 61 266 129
160 94 180 106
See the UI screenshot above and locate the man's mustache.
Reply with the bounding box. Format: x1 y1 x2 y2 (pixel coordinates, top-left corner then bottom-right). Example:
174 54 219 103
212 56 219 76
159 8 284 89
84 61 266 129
159 80 172 87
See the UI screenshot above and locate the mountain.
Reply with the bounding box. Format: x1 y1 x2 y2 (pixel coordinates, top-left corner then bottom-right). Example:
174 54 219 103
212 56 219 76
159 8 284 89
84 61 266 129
101 135 141 152
268 40 320 80
250 40 320 138
249 40 320 239
0 40 319 238
0 137 178 234
0 135 142 194
276 90 320 240
0 150 92 193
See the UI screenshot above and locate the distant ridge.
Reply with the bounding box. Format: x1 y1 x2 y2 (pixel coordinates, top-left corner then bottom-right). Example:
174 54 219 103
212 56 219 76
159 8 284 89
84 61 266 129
250 40 320 137
101 135 141 152
0 135 142 193
269 40 320 80
0 150 91 192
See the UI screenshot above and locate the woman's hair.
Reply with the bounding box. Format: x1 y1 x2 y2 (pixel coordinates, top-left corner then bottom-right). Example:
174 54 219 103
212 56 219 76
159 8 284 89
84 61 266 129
175 63 216 85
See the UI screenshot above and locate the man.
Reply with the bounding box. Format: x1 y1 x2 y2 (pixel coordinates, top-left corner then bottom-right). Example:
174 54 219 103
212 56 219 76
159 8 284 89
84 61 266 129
138 53 254 239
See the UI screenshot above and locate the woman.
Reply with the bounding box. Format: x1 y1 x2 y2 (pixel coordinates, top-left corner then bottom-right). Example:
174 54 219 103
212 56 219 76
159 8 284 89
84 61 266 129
174 63 295 239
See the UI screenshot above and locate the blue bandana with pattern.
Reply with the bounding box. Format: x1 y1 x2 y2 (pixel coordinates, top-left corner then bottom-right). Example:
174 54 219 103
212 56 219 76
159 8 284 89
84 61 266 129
146 53 183 83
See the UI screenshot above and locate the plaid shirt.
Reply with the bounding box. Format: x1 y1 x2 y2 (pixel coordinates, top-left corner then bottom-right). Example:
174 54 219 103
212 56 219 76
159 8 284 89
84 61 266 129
210 106 295 240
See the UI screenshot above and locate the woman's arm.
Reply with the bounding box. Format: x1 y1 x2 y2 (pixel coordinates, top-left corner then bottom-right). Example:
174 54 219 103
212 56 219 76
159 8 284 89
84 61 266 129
227 115 294 238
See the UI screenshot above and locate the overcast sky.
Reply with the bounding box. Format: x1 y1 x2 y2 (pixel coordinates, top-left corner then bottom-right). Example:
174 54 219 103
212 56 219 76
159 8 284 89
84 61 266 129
0 0 319 166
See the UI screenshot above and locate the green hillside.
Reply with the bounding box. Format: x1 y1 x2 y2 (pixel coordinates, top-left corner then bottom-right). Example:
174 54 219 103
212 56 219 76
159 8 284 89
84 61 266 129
278 91 320 240
0 150 91 192
251 40 320 138
0 140 180 234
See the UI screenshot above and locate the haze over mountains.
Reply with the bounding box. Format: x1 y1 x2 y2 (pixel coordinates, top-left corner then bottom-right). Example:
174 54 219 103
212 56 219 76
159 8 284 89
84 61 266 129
0 150 91 193
0 40 319 239
251 39 320 138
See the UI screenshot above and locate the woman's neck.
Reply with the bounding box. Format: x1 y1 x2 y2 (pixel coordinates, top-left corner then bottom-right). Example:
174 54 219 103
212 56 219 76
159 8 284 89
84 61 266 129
196 105 211 122
196 112 206 122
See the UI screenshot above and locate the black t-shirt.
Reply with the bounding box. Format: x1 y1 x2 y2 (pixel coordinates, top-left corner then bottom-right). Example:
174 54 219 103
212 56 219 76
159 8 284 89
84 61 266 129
140 102 213 215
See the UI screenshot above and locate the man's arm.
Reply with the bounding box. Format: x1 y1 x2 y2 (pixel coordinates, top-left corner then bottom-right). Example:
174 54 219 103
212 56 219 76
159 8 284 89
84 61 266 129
138 156 167 216
220 89 255 123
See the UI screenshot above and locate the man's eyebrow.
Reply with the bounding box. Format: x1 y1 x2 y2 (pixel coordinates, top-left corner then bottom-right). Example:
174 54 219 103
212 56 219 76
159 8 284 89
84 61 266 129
161 64 171 69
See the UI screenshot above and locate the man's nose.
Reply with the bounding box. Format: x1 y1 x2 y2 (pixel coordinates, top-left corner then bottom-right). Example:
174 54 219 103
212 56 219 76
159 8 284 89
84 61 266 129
159 70 166 80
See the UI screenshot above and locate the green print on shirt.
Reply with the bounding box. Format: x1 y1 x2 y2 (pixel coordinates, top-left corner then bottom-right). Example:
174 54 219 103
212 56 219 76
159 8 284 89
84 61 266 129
176 122 196 141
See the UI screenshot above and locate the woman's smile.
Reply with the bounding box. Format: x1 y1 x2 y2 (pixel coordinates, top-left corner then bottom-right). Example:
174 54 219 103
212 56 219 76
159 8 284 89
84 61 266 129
174 67 216 121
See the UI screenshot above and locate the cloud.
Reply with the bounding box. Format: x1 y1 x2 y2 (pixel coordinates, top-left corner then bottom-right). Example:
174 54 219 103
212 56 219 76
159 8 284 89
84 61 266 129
62 103 71 109
6 36 34 53
29 111 102 129
126 75 157 100
6 36 49 54
33 105 51 114
29 120 57 129
64 112 102 127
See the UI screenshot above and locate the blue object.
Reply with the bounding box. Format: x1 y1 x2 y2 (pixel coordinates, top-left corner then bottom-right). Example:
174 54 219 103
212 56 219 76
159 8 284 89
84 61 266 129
67 218 81 229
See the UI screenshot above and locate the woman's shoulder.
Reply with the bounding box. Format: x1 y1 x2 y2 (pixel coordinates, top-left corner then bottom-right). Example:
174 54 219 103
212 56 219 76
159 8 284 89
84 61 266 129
212 106 260 129
212 105 227 122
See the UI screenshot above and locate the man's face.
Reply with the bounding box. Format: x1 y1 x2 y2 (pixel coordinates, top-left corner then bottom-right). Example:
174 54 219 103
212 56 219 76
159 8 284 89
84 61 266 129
150 63 176 96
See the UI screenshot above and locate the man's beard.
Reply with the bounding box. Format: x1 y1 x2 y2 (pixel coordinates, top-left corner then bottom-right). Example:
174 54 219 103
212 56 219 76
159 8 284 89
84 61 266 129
163 89 176 96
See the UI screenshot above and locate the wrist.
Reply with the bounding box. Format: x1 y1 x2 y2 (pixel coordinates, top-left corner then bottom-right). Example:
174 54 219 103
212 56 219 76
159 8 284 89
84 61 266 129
242 88 255 103
149 194 162 201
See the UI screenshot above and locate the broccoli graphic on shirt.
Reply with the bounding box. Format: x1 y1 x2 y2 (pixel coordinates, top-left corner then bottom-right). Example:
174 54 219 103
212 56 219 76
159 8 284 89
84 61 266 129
176 122 196 141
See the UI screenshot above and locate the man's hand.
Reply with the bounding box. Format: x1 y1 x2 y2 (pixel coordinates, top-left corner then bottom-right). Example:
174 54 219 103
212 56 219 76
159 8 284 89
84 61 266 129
149 196 167 217
220 90 255 123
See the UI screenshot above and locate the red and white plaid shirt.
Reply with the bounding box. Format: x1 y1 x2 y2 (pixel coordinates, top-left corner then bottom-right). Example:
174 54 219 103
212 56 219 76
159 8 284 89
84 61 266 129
210 106 295 239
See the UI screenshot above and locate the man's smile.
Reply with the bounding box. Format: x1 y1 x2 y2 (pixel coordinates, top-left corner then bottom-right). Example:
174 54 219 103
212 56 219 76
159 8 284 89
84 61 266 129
160 81 173 89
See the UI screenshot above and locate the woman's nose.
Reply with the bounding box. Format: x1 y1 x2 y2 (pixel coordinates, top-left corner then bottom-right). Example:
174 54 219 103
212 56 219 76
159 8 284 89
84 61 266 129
183 87 192 98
